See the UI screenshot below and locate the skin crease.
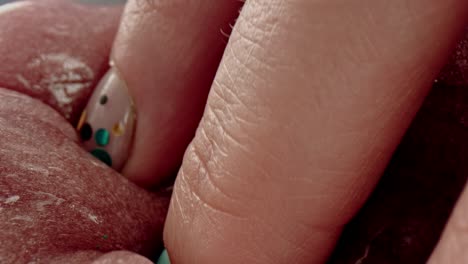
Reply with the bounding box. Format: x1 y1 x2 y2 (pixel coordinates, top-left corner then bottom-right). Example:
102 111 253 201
162 1 468 264
1 0 466 263
0 1 169 263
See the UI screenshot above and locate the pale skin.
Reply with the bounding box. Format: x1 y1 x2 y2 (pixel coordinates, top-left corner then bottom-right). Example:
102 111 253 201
1 0 468 263
115 0 468 262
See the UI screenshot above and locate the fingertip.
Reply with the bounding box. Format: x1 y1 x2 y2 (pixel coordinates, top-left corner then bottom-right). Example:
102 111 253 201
90 0 242 187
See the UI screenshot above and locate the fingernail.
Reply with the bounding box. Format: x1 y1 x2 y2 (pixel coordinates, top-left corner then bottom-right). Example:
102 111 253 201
157 249 171 264
77 66 136 171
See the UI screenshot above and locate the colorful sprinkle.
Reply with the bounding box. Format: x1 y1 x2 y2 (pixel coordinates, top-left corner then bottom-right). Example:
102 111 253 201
95 129 110 146
112 122 124 136
100 95 108 105
90 149 112 166
77 110 87 131
79 123 93 141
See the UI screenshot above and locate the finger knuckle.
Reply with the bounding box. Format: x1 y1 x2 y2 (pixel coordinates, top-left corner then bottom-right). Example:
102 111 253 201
177 125 247 219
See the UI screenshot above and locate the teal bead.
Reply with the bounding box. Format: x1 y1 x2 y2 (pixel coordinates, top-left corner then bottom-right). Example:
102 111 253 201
157 249 171 264
90 149 112 167
95 128 110 146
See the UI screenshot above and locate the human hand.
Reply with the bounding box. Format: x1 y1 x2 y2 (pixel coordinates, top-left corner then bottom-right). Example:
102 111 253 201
94 0 467 263
1 0 467 263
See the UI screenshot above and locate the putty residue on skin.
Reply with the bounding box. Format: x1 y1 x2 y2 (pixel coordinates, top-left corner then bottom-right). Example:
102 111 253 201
4 195 20 204
21 53 94 119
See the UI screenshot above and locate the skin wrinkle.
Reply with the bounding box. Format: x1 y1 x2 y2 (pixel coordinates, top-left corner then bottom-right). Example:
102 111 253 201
202 108 264 184
220 63 263 116
249 2 428 188
205 107 242 149
216 61 270 121
187 143 233 206
240 1 310 69
207 39 347 211
190 84 289 207
165 0 468 262
233 10 336 118
226 42 272 88
199 195 247 236
231 16 277 75
210 80 255 121
197 93 348 262
183 138 249 217
179 168 244 221
172 169 196 226
198 124 229 158
206 91 255 152
207 102 281 185
218 49 314 179
236 2 283 54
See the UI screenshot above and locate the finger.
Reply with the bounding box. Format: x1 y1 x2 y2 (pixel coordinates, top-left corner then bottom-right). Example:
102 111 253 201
428 180 468 263
164 0 468 263
0 88 170 262
78 0 242 186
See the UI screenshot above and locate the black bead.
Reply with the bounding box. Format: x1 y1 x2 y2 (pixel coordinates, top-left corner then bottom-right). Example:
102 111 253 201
100 95 108 105
80 123 93 141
